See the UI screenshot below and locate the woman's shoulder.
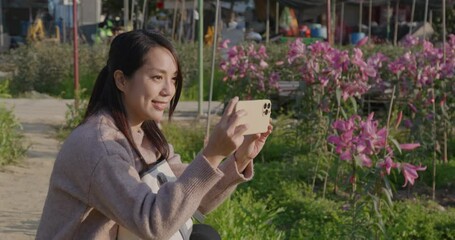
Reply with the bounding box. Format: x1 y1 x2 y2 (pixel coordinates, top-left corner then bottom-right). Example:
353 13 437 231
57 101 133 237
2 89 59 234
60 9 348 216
60 111 133 161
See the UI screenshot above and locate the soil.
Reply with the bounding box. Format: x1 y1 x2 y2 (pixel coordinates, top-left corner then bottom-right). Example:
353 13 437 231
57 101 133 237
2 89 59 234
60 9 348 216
0 99 68 239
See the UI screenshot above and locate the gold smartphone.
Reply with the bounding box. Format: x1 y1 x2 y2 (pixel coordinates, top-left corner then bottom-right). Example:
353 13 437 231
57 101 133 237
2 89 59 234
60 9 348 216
235 99 272 135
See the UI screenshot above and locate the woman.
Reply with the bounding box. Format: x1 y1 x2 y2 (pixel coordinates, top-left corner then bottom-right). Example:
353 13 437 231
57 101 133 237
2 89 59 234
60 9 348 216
36 30 272 239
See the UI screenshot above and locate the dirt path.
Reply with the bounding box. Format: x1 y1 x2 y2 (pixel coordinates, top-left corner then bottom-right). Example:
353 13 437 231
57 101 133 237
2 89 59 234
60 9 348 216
0 99 69 239
0 98 222 239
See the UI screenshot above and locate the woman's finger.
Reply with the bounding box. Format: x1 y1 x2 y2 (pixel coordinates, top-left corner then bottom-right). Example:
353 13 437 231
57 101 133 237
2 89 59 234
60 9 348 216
233 124 249 137
258 124 273 141
222 96 239 119
228 109 247 128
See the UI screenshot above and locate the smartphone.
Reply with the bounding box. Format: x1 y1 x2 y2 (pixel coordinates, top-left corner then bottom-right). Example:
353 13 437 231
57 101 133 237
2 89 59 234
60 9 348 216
235 99 272 135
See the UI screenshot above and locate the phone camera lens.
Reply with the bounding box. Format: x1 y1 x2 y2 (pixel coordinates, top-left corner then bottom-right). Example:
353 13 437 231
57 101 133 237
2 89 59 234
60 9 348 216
267 103 271 109
264 109 269 115
263 103 267 109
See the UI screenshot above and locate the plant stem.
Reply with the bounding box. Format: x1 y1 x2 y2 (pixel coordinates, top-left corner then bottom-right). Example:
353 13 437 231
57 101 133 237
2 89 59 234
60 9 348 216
431 87 437 200
323 172 328 199
385 85 396 144
333 97 342 195
311 157 320 193
351 162 357 198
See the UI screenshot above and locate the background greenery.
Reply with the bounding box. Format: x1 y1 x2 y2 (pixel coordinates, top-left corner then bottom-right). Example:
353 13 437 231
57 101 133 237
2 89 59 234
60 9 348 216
1 42 227 101
1 39 454 239
162 119 455 240
0 105 26 165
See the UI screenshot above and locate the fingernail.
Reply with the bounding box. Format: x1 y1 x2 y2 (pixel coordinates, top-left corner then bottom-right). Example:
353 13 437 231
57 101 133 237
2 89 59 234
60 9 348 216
239 110 247 116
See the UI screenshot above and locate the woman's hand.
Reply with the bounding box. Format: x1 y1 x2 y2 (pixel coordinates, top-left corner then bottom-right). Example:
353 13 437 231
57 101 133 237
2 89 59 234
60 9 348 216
202 97 248 167
234 124 273 172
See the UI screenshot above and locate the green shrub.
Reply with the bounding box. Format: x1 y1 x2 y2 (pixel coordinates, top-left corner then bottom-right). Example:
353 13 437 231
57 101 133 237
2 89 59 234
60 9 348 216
0 105 26 165
174 43 227 101
161 120 205 162
285 197 348 240
420 159 455 191
57 99 88 141
205 191 286 240
8 43 107 99
385 200 455 240
5 41 226 101
0 79 12 98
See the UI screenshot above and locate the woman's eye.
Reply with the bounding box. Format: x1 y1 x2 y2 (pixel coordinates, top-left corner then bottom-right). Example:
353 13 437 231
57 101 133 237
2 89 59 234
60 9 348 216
151 75 163 81
171 77 177 84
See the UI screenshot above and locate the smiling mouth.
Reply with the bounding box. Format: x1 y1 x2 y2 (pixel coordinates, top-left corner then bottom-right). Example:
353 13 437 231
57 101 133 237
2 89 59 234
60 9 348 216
152 101 168 111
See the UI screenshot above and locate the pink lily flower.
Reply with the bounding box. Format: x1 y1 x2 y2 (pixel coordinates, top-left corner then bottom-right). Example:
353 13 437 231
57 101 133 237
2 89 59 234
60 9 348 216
401 163 427 187
220 39 230 49
377 157 400 175
399 143 420 151
358 154 372 167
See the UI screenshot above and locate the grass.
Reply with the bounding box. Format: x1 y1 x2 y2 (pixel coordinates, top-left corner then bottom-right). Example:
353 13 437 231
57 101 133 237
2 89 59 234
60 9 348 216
52 99 455 239
0 105 26 165
162 119 455 239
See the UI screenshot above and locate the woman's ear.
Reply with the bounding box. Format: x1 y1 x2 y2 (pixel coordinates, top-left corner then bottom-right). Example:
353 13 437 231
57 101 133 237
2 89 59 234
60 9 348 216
114 70 127 92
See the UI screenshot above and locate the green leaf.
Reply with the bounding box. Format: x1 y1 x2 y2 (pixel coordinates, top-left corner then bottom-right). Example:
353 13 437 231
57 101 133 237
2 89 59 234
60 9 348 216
353 155 363 168
349 96 358 113
382 187 394 207
341 107 347 119
389 137 402 154
336 88 342 107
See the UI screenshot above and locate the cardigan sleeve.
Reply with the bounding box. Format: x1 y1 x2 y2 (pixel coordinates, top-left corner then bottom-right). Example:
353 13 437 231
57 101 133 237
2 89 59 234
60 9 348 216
167 144 254 214
87 151 223 240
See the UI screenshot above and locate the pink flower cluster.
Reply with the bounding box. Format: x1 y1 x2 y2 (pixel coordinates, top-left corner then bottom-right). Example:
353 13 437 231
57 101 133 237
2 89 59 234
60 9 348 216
286 39 386 101
328 113 426 187
327 113 387 167
219 40 279 93
389 35 455 93
387 35 455 130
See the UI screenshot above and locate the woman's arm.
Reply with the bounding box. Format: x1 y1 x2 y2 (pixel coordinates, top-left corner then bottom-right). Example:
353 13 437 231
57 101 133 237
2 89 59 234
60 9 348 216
167 145 254 214
88 151 223 240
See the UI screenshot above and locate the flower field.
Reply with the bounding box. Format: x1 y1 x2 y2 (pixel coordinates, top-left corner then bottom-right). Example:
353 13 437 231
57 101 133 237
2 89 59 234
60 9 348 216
1 35 454 239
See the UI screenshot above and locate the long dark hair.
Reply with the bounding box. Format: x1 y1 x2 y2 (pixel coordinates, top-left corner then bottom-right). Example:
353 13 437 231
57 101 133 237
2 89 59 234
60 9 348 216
83 30 183 170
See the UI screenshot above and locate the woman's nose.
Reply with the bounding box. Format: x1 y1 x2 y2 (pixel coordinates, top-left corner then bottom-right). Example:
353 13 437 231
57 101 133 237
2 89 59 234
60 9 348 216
160 78 176 96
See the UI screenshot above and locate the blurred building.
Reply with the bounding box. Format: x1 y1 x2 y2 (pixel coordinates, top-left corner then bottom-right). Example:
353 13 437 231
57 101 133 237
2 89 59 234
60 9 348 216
0 0 101 49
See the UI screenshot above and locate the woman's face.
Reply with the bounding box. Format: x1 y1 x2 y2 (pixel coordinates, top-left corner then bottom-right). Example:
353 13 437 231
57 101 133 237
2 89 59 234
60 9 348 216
119 46 178 125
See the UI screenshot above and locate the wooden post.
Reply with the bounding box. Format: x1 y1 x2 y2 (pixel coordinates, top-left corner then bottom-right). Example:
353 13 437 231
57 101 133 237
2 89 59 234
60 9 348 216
198 0 203 117
0 0 3 47
340 2 344 45
124 0 129 29
275 1 279 34
332 0 336 45
178 0 186 42
206 0 221 136
423 0 429 40
442 0 448 163
327 0 332 44
73 0 79 106
409 0 416 34
141 0 147 29
131 0 136 29
172 0 179 40
266 0 270 43
368 0 372 42
191 0 197 41
394 0 400 46
359 0 363 33
386 0 391 41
